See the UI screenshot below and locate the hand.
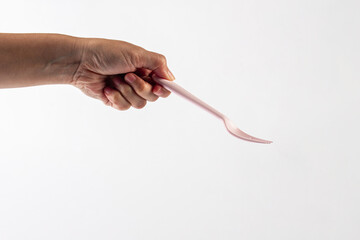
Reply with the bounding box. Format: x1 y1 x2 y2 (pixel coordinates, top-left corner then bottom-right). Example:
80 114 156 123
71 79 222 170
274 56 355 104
72 38 174 110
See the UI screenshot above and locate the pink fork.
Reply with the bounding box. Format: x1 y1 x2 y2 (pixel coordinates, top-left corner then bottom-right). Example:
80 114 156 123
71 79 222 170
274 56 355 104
153 76 272 144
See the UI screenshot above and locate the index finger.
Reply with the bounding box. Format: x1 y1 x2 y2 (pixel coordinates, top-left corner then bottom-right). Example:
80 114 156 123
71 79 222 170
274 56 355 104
135 50 175 81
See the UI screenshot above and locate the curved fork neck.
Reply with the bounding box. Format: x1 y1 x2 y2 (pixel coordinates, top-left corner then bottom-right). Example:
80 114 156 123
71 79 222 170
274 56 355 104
153 76 225 120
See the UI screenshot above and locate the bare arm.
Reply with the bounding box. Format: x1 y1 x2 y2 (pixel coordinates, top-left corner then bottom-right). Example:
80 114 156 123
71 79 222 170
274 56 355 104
0 33 81 88
0 33 175 110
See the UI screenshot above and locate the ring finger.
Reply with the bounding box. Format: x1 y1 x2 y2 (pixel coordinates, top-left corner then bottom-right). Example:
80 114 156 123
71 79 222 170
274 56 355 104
113 77 147 109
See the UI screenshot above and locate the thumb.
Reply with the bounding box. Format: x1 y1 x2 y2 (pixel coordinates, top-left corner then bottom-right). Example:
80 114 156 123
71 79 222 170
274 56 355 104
135 50 175 81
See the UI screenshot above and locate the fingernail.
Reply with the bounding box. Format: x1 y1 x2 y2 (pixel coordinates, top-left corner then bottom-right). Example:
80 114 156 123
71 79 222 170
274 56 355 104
153 85 162 96
104 87 112 95
125 73 136 82
167 70 175 80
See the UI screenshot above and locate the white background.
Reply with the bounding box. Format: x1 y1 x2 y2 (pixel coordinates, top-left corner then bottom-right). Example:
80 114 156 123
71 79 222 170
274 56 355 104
1 0 359 239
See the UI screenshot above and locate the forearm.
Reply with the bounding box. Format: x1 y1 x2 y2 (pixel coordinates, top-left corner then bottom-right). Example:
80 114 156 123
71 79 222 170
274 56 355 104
0 33 83 88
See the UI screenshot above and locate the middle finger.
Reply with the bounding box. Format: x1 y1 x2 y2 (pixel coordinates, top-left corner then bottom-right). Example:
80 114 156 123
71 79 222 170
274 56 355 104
124 73 159 102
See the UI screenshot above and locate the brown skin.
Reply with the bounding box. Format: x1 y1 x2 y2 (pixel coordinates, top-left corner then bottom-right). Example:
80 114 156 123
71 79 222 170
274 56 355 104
0 33 174 110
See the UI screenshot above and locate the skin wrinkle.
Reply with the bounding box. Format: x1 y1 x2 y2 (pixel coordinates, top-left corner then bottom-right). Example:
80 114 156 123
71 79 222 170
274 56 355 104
45 55 81 83
0 33 174 110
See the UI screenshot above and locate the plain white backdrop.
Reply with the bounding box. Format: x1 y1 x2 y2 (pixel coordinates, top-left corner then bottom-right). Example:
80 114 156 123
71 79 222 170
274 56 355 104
0 0 359 239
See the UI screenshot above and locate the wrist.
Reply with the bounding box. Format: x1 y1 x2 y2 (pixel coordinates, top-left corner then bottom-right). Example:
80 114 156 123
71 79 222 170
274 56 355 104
44 34 85 85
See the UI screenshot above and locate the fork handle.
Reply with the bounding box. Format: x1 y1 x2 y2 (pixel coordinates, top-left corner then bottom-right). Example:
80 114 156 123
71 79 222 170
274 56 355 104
153 76 225 120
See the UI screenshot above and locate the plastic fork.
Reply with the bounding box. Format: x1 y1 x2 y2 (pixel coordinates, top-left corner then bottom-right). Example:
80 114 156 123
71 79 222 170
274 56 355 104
153 76 272 144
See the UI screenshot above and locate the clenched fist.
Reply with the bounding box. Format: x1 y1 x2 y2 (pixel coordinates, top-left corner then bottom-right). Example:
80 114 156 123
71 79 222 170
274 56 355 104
0 33 175 110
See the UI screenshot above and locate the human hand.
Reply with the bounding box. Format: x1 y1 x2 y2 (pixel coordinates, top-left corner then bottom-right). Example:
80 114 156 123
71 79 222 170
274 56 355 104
71 38 174 110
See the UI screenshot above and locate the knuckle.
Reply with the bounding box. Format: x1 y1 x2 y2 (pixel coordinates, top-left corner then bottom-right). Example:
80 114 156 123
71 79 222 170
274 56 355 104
163 91 171 98
148 96 159 102
133 100 147 109
112 93 120 103
121 85 132 95
157 53 167 64
135 80 146 92
116 103 131 111
130 46 147 67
